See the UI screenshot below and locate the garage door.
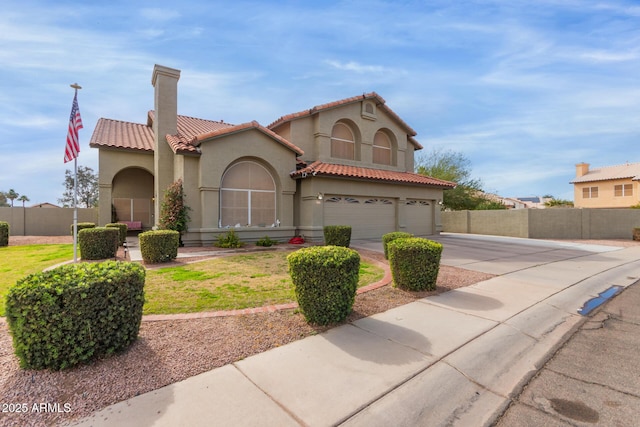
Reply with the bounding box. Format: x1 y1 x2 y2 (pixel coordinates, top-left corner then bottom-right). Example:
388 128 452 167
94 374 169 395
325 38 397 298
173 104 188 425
324 196 396 239
405 199 434 236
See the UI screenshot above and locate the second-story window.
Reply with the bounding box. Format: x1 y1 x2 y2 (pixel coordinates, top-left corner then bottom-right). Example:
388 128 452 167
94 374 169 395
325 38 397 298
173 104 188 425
614 184 633 197
373 131 392 165
582 186 598 198
331 122 355 160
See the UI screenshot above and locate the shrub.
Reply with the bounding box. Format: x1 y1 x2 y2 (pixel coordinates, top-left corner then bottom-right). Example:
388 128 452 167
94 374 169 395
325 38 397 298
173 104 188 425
388 238 443 291
323 225 352 247
287 246 360 325
5 261 145 370
216 229 244 248
382 232 413 259
78 227 118 260
158 179 191 234
71 222 95 235
139 230 179 263
105 223 128 246
0 221 8 247
256 235 278 247
633 227 640 241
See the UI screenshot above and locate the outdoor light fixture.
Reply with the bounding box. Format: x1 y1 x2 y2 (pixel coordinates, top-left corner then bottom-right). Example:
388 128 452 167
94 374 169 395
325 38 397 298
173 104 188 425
317 193 324 200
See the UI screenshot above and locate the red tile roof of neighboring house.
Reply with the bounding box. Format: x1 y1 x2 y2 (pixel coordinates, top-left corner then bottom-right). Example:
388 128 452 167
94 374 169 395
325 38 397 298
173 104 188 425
291 161 456 188
571 162 640 183
267 92 424 149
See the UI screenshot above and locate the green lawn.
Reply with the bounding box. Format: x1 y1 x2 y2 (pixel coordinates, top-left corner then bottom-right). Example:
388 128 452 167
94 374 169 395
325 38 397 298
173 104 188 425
144 251 384 314
0 245 385 317
0 244 74 316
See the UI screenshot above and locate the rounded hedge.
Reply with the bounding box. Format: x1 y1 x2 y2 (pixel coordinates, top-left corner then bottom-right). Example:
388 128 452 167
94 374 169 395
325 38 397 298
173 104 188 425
71 222 95 235
106 223 128 246
5 261 145 370
382 232 413 259
139 230 179 263
323 225 352 247
79 227 119 260
0 221 8 247
287 245 360 325
388 237 443 291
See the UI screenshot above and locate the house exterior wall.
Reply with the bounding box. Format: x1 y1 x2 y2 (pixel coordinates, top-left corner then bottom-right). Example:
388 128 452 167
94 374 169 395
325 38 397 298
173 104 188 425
573 178 640 208
280 101 415 172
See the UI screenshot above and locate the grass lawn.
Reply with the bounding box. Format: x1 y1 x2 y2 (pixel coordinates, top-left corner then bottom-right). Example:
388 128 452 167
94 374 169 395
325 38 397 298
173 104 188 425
0 244 74 316
144 251 385 314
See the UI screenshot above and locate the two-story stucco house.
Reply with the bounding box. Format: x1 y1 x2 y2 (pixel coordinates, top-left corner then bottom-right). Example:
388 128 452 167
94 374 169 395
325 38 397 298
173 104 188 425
89 64 455 245
571 162 640 208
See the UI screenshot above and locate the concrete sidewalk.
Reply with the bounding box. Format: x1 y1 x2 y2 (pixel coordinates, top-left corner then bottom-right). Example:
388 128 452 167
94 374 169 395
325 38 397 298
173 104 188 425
70 235 640 427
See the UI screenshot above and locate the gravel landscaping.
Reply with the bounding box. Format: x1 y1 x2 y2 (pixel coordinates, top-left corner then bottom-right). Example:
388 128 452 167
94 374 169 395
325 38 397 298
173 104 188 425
5 235 635 426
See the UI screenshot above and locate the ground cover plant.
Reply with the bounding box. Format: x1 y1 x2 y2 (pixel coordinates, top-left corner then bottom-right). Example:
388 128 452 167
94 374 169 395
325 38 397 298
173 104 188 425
144 251 383 314
0 244 73 316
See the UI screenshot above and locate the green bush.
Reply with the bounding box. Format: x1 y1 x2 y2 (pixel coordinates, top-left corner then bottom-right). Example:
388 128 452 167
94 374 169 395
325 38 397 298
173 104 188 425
287 246 360 325
256 235 277 247
5 261 145 370
215 229 244 248
139 230 179 263
323 225 352 247
105 223 128 246
382 232 413 259
78 227 119 260
0 221 8 247
71 222 95 235
388 238 443 291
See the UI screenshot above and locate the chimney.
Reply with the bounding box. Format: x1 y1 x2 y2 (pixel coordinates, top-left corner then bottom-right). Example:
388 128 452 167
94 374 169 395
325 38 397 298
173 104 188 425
575 162 589 178
151 64 181 226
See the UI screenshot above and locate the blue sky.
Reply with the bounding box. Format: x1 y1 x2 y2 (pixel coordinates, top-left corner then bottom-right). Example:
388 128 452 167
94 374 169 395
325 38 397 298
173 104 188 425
1 0 638 205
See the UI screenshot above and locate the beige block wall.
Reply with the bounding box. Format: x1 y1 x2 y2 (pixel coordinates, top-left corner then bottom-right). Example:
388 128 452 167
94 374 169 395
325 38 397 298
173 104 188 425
0 207 98 236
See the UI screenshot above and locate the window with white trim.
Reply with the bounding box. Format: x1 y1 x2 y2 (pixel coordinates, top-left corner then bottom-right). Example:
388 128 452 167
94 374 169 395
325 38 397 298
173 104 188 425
373 131 392 165
331 123 355 160
614 184 633 197
220 161 275 227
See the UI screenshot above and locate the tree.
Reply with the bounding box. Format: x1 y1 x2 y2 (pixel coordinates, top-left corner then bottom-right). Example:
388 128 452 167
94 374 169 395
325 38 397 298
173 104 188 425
416 148 492 210
158 179 191 242
545 198 574 208
18 195 30 207
6 189 19 207
0 192 9 207
59 166 99 208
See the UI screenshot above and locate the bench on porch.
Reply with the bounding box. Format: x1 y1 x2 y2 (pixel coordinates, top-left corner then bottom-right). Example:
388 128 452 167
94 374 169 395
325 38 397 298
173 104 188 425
118 221 143 231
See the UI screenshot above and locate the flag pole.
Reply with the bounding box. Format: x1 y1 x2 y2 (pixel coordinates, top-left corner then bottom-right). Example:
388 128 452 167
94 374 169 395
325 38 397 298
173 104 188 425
70 83 82 262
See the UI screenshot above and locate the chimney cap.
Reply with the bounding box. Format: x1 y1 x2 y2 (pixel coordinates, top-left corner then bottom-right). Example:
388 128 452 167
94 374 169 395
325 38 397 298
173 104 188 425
152 64 181 86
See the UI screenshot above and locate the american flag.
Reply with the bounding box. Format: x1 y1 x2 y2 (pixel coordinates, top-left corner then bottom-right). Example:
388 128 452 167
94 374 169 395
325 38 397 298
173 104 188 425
64 92 83 163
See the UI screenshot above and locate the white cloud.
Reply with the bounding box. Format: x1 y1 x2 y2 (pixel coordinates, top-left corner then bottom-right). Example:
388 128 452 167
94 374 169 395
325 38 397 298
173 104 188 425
325 60 388 74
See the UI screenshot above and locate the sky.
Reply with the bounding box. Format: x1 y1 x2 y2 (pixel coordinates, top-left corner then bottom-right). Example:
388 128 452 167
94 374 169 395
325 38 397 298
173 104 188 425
1 0 639 205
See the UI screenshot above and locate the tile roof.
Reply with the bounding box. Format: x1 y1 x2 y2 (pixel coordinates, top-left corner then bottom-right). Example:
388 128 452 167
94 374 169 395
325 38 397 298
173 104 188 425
571 162 640 183
291 161 456 188
267 92 424 150
89 118 154 152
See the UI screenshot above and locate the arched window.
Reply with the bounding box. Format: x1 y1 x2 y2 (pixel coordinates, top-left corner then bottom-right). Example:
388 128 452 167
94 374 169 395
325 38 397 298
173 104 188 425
220 161 276 227
331 122 355 160
373 131 392 165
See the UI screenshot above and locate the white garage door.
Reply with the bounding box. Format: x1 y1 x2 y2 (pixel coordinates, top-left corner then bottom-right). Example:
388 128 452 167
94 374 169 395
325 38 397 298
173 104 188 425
324 196 396 239
405 199 434 236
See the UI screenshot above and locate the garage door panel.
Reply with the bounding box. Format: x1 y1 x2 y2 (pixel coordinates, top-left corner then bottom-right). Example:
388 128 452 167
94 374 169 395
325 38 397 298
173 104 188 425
405 199 433 236
324 196 395 239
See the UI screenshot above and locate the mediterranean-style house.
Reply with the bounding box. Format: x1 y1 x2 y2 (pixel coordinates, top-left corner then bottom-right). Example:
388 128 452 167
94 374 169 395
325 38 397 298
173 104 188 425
89 64 455 245
571 162 640 208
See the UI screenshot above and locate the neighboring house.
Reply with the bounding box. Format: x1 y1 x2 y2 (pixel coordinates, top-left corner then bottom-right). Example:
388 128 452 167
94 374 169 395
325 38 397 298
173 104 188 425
571 162 640 208
89 64 455 245
31 202 60 208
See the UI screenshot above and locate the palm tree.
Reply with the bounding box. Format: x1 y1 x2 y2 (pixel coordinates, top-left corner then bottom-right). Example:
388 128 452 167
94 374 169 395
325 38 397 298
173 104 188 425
6 189 18 207
18 195 30 207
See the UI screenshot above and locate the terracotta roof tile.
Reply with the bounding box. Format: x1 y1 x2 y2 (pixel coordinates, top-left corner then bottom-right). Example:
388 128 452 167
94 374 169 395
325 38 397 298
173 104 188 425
267 92 422 149
89 118 154 152
192 120 304 156
571 162 640 183
291 161 456 188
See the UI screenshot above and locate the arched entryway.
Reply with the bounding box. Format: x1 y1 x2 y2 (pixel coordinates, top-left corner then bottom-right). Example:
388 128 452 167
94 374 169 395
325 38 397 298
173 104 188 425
111 167 154 228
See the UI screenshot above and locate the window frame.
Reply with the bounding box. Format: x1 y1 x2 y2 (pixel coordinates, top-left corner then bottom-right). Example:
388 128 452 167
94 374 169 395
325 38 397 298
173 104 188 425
219 161 276 227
